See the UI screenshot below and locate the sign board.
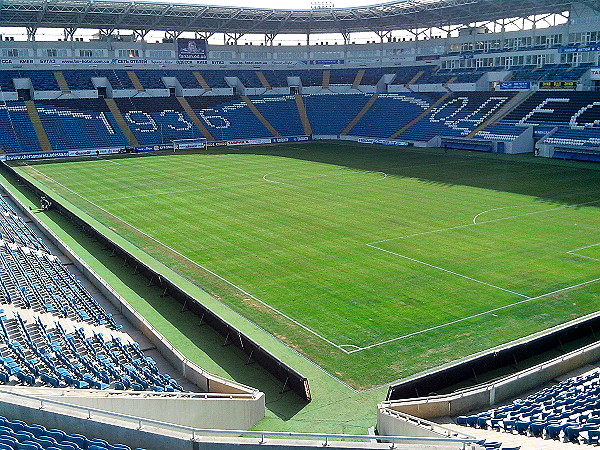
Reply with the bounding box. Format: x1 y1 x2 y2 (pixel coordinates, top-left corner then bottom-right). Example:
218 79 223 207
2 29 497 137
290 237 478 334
176 38 208 60
559 45 600 54
357 138 410 147
499 81 531 90
539 80 577 90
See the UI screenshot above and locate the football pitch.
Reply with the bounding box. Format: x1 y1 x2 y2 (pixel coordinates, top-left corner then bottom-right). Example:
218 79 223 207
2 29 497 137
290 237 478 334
13 142 600 390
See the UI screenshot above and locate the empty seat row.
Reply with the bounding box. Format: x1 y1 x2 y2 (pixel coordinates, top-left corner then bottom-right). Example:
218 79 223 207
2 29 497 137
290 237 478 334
0 415 145 450
457 370 600 445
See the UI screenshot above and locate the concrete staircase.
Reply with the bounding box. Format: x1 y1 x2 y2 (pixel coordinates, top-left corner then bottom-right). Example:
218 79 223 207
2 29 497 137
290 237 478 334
404 70 424 92
104 98 139 147
256 72 271 90
322 70 330 89
127 71 145 92
241 96 280 137
24 101 53 152
352 70 365 89
340 93 379 136
193 72 212 90
176 97 214 141
53 72 71 94
389 91 452 139
294 94 313 136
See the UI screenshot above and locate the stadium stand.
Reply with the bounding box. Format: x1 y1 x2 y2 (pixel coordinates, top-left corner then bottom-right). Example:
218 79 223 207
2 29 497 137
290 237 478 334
2 0 600 446
185 95 272 140
456 369 600 445
0 415 146 450
248 95 305 136
350 93 441 138
114 97 202 145
304 93 371 135
34 99 127 150
397 92 516 141
476 91 600 146
0 193 186 394
0 102 43 153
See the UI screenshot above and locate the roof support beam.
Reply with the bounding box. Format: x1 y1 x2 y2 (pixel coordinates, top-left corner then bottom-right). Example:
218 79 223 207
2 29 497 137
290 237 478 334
26 26 36 41
264 33 277 46
132 29 150 42
165 30 182 41
63 27 77 41
195 32 214 41
224 32 244 45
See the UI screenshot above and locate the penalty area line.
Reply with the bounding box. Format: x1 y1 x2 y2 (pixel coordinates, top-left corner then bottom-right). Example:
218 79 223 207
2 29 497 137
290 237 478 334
366 243 530 299
347 276 600 353
22 164 352 355
567 243 600 262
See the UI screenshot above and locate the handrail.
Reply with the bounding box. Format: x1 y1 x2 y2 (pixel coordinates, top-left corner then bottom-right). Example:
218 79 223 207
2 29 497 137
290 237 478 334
3 390 480 446
379 408 475 441
2 386 256 400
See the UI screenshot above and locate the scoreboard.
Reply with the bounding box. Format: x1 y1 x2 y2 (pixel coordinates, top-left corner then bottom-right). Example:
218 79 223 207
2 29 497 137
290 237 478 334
539 80 578 90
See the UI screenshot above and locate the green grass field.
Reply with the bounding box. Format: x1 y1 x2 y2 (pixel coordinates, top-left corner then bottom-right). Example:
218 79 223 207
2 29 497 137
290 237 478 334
12 142 600 390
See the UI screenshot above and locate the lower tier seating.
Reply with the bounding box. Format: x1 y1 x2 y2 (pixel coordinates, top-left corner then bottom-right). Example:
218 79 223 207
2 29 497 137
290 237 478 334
456 369 600 445
0 415 146 450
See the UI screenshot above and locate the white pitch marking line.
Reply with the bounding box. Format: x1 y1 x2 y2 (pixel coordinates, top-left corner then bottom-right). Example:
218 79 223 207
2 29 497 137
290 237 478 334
99 158 121 165
369 199 600 246
262 169 387 185
346 276 600 353
262 172 287 185
567 243 600 262
568 243 600 253
366 243 530 298
473 204 551 224
339 344 361 350
23 164 351 356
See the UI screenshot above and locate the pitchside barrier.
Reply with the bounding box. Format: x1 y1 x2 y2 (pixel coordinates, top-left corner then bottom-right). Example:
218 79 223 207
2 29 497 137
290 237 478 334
387 313 600 401
0 136 313 162
0 161 312 402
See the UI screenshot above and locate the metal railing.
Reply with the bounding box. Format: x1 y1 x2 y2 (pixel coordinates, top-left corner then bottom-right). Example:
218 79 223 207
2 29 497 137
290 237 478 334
4 389 481 448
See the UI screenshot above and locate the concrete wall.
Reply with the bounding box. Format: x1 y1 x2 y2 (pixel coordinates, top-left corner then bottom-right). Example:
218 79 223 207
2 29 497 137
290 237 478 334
378 339 600 420
377 408 475 443
0 389 479 450
34 390 264 430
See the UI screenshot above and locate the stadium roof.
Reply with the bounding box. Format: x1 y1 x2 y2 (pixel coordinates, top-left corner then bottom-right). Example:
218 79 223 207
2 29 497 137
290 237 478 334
0 0 576 36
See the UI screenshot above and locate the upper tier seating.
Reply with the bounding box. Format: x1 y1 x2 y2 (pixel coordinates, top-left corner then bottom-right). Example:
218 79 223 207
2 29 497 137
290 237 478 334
61 70 134 90
0 63 590 93
456 369 600 445
0 71 59 92
509 63 592 82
